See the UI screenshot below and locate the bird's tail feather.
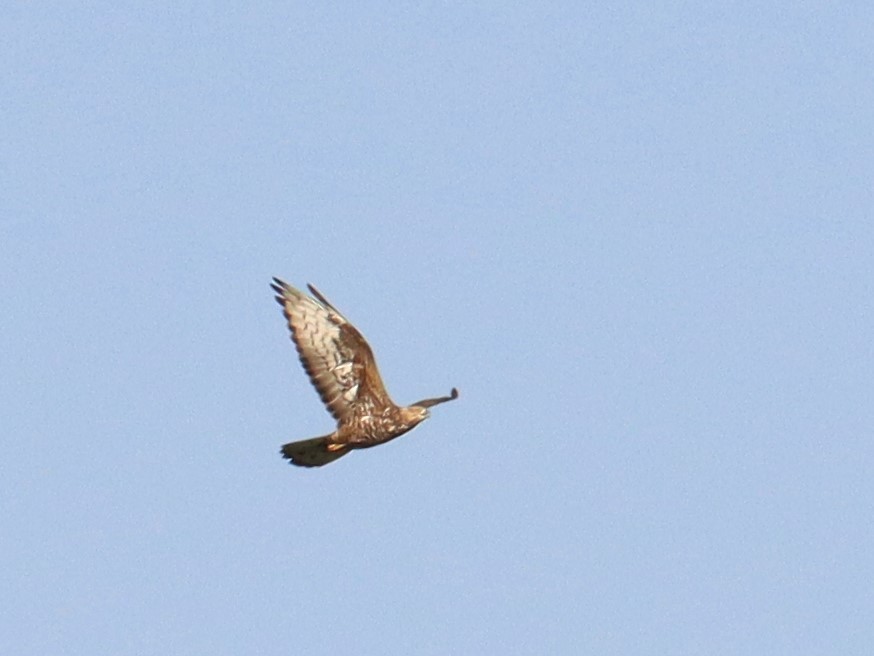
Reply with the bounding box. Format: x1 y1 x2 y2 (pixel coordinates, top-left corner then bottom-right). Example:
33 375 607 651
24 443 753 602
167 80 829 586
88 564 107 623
280 435 349 468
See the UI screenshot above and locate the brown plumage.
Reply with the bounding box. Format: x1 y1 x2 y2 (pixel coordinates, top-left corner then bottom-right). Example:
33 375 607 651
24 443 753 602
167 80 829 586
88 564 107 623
270 277 458 468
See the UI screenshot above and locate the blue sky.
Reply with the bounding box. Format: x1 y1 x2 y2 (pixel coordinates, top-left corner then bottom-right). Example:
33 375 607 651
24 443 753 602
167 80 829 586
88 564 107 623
2 3 873 654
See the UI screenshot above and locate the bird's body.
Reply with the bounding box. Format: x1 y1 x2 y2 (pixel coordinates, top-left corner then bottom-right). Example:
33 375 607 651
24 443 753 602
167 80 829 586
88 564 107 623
271 278 458 467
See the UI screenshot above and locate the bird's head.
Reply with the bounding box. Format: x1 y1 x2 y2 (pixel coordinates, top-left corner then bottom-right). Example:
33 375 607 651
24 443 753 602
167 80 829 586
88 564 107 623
402 405 430 425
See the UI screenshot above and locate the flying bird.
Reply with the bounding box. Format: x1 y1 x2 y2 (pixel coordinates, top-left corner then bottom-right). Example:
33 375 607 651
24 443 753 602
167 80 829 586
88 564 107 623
270 277 458 467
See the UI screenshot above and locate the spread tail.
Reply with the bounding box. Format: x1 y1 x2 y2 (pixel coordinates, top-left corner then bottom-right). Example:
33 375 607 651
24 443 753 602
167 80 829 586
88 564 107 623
280 435 350 468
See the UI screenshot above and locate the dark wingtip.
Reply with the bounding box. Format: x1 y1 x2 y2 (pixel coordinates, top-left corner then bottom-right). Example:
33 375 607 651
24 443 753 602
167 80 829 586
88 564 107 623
412 387 460 408
270 277 284 295
306 284 340 313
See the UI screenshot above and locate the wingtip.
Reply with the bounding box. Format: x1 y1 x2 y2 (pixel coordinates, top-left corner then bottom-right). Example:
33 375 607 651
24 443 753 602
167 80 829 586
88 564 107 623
270 277 284 295
306 283 325 301
306 283 341 314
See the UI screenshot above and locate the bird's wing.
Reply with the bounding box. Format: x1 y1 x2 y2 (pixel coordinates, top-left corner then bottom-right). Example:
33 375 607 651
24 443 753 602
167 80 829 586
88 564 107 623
412 388 459 408
271 278 393 421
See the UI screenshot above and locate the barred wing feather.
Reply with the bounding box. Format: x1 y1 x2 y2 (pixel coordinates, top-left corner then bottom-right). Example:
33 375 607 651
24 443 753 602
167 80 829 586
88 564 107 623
271 278 392 420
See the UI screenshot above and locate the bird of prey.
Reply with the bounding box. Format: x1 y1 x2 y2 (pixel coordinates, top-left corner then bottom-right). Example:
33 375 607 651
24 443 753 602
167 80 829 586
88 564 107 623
270 277 458 468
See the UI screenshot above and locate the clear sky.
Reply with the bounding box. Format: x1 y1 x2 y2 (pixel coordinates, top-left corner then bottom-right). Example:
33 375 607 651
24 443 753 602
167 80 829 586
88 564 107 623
2 4 873 655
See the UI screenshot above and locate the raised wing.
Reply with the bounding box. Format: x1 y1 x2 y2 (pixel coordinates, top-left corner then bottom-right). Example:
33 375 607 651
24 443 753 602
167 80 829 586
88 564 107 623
271 278 393 421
